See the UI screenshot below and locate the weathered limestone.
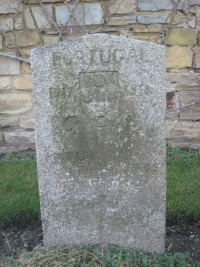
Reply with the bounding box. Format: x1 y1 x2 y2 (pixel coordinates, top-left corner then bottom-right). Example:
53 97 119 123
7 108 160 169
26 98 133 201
0 77 11 90
166 121 200 149
12 75 32 90
0 0 22 14
30 0 62 2
19 114 34 130
0 35 2 49
6 31 40 48
166 46 193 69
193 46 200 68
4 132 35 150
0 93 32 113
0 132 4 146
0 18 14 31
179 91 200 120
188 0 200 6
25 6 52 29
109 0 136 14
167 73 200 88
107 16 137 26
0 53 21 75
55 3 104 26
166 28 198 46
32 34 166 253
138 0 184 11
137 15 168 24
0 116 19 129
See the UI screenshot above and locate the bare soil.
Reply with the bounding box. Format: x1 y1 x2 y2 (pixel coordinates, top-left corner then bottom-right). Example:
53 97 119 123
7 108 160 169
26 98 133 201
0 221 200 261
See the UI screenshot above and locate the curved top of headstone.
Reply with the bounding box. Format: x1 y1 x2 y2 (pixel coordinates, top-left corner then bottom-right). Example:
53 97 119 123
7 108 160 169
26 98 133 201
31 33 164 56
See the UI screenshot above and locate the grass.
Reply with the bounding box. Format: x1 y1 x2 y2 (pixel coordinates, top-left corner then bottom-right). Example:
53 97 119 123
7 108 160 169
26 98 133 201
1 148 200 266
167 148 200 224
0 153 40 229
4 245 200 267
1 148 200 228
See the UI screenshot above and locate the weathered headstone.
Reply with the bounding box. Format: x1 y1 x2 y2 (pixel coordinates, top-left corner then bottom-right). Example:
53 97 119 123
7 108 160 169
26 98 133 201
32 34 166 253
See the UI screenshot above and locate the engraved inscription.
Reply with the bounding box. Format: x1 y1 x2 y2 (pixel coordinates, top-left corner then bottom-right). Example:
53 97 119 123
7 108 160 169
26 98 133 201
79 72 119 119
52 48 142 67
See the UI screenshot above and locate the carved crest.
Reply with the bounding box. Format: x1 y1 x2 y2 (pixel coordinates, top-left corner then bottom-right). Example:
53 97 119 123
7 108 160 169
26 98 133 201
79 72 119 119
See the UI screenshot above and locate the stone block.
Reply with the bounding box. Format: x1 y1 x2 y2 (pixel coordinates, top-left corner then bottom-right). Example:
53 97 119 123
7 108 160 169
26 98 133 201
0 17 23 31
14 17 23 30
0 35 3 49
0 115 19 129
12 75 32 90
30 0 63 2
0 18 13 31
0 92 32 114
44 35 59 45
137 15 168 24
138 0 184 11
166 120 200 149
109 0 136 14
179 91 200 120
4 131 35 150
0 53 20 75
21 62 32 74
166 46 193 69
172 13 194 28
131 33 161 43
194 53 200 68
6 31 40 48
0 132 4 146
193 47 200 68
32 34 166 252
167 73 200 89
188 0 200 5
107 16 137 25
131 24 163 33
166 28 198 45
20 114 34 130
25 6 52 29
188 16 196 28
0 0 22 14
0 77 11 90
56 3 104 26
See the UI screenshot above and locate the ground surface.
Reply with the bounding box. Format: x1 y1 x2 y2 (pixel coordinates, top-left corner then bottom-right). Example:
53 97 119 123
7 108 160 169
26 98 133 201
0 221 199 261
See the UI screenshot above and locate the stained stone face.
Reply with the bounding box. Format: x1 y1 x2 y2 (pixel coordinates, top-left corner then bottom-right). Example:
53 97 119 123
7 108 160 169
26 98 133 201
32 34 166 253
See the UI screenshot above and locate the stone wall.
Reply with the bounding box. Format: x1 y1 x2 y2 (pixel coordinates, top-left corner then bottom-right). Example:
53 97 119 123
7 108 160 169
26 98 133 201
0 0 200 153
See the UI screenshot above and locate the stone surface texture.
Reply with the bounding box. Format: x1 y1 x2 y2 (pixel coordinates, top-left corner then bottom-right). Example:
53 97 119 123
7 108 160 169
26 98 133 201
166 46 193 69
188 0 200 6
166 28 198 45
32 34 166 253
25 6 52 29
12 75 32 90
0 0 200 153
0 53 21 75
0 0 22 14
109 0 136 14
6 31 40 48
0 92 32 113
137 15 168 24
138 0 184 11
56 3 104 26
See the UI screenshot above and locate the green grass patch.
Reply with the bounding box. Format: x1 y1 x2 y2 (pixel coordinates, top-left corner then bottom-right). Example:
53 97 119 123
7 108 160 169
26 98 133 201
4 245 199 267
167 148 200 224
0 148 200 228
0 153 40 229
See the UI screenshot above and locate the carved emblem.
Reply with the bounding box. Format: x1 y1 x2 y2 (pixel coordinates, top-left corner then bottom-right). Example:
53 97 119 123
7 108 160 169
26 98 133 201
79 72 119 119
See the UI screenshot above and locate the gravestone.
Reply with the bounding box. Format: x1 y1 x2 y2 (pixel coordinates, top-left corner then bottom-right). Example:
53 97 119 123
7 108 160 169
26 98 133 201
32 34 166 253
